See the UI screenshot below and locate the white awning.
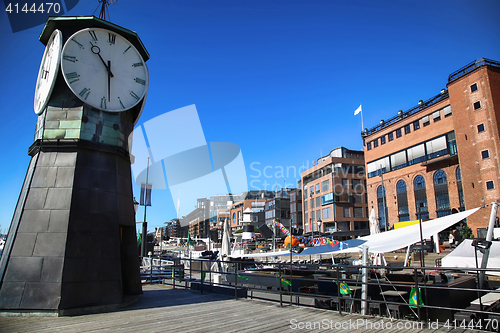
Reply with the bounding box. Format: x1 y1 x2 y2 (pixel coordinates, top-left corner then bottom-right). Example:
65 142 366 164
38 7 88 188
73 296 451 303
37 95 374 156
442 239 500 276
241 207 482 257
407 144 425 161
332 207 481 254
390 151 407 167
426 136 447 154
443 105 452 116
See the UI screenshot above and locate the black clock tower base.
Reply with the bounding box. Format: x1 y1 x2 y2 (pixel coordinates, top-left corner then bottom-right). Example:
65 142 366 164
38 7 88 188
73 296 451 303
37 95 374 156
0 139 142 313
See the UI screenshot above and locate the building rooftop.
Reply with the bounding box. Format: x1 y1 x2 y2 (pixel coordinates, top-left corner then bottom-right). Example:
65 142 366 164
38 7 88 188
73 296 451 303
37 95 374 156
363 57 500 138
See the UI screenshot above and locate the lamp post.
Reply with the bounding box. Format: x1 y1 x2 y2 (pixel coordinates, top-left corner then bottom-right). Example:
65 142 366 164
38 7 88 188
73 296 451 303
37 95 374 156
418 202 425 268
133 197 139 214
317 219 322 238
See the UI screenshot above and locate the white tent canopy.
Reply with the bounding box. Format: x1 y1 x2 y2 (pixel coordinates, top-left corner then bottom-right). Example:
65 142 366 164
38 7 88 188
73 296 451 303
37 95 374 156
241 206 482 258
441 239 500 276
332 207 481 254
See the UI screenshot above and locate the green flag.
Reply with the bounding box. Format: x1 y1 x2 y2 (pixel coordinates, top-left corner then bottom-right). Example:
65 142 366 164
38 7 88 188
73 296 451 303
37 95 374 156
409 287 424 308
187 232 194 246
338 282 352 295
281 278 292 287
137 232 142 246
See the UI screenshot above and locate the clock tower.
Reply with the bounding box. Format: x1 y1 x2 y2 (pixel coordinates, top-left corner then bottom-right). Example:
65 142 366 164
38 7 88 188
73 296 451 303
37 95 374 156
0 15 148 314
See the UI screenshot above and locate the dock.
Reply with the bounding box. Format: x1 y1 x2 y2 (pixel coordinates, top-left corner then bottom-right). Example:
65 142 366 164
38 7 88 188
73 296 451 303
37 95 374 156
0 284 488 333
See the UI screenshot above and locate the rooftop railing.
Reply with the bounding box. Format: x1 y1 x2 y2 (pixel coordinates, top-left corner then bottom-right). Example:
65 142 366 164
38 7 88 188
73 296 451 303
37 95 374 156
363 57 500 138
363 90 449 137
448 57 500 83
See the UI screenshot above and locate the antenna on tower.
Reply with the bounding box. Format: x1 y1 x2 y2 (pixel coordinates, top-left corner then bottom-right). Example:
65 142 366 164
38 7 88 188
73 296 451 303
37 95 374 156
95 0 116 21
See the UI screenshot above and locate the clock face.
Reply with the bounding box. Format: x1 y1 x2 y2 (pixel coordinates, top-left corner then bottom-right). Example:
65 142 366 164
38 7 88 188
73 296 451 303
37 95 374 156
61 28 149 112
34 29 63 114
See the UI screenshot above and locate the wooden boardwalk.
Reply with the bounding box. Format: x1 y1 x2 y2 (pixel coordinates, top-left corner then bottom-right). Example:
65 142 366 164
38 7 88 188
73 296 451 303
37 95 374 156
0 285 486 333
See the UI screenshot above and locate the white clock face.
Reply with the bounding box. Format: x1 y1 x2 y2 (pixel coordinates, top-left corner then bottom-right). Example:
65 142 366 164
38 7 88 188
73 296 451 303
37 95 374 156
34 29 63 114
61 28 149 112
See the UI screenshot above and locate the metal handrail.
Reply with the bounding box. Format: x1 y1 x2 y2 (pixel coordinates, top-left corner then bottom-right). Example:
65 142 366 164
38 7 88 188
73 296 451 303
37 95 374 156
448 58 500 83
363 91 449 137
149 254 500 325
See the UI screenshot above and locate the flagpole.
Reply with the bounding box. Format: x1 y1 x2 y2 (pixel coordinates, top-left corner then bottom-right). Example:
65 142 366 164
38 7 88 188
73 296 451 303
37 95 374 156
360 104 364 131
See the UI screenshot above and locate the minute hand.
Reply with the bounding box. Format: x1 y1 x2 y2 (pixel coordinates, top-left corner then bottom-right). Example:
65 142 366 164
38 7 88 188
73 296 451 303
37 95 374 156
90 42 114 77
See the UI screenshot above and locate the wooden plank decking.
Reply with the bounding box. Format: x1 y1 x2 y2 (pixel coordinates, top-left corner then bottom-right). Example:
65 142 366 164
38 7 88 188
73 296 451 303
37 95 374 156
0 285 486 333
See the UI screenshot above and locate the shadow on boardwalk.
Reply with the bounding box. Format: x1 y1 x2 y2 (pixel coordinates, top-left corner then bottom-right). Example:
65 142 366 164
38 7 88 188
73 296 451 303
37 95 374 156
0 285 489 333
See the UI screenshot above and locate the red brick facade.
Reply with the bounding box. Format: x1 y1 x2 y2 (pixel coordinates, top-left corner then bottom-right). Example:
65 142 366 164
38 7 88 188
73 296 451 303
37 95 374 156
363 59 500 236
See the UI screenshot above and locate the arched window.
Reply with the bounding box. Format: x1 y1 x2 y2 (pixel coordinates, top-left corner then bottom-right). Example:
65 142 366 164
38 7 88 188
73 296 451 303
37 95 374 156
397 180 409 222
434 170 451 217
456 167 464 211
413 175 429 220
377 185 388 230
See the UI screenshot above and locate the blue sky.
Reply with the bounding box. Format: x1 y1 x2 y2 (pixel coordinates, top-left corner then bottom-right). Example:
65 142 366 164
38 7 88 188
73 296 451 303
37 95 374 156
1 0 500 233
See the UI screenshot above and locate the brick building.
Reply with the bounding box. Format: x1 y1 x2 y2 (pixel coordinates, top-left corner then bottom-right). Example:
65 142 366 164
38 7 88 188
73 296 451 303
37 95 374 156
300 147 369 238
362 58 500 236
289 188 303 233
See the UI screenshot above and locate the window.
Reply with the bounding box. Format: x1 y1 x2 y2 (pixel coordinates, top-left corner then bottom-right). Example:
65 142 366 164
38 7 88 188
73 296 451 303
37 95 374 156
367 142 372 150
434 171 451 215
482 150 490 159
310 198 315 209
404 124 411 134
321 180 330 192
373 139 379 148
352 193 363 204
316 196 321 207
471 83 478 92
422 116 430 126
474 101 481 110
388 132 394 141
433 111 441 121
434 170 451 217
343 207 351 218
414 175 429 220
316 210 321 221
457 167 464 209
315 183 320 193
310 186 314 196
396 128 402 138
341 178 348 189
478 124 485 133
381 136 386 144
353 207 364 218
487 181 495 190
396 180 409 222
377 186 387 229
443 106 452 117
413 120 420 130
322 207 331 219
352 179 362 191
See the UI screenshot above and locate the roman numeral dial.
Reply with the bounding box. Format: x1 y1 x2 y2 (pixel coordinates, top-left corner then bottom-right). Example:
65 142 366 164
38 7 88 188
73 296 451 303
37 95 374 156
61 27 148 112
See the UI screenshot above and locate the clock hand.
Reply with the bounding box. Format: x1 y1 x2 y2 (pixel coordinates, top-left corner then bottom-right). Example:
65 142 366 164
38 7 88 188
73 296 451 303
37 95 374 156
108 60 111 102
90 42 114 77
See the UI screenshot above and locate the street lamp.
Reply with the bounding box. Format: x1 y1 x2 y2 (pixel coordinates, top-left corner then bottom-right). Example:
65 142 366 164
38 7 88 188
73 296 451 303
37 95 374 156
133 197 139 213
317 219 322 236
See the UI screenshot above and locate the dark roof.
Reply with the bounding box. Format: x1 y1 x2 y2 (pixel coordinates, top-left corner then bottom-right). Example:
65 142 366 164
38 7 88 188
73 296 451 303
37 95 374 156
39 16 150 62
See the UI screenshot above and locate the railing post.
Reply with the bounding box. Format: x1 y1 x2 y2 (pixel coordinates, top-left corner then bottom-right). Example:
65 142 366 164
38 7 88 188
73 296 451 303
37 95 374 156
149 256 153 283
279 263 283 307
234 260 238 300
413 267 421 321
